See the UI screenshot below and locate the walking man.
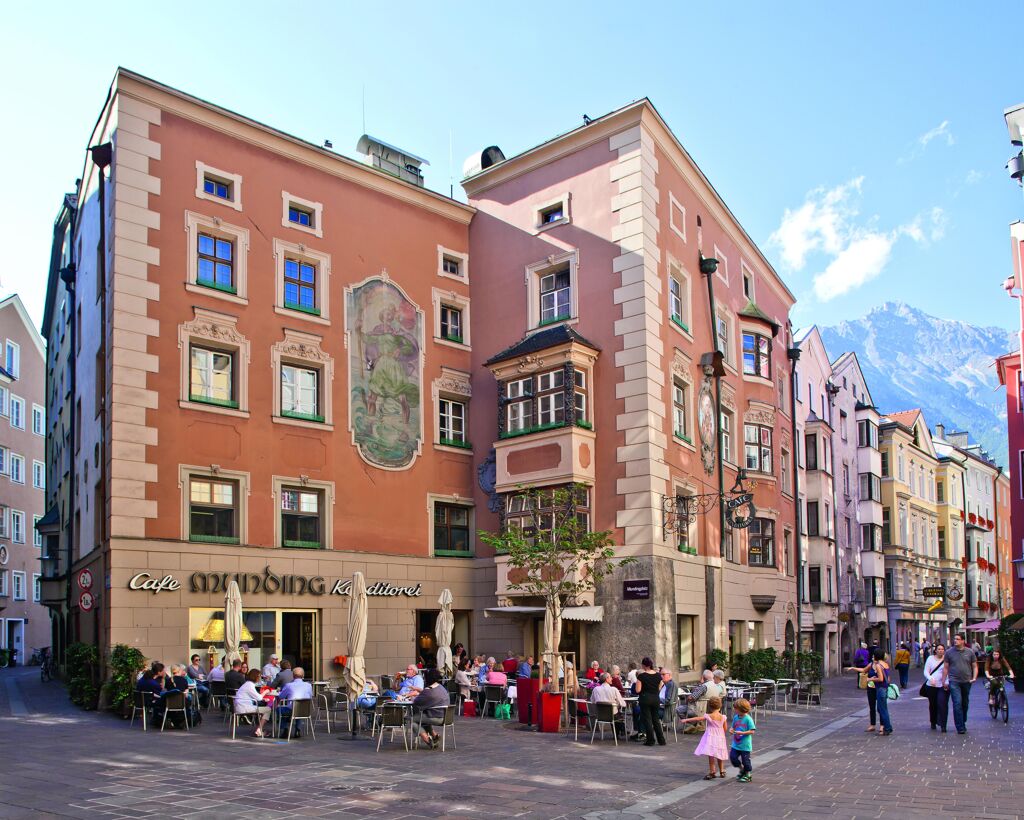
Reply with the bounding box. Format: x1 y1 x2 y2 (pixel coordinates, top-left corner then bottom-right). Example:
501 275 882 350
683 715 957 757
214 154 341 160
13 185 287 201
944 633 978 735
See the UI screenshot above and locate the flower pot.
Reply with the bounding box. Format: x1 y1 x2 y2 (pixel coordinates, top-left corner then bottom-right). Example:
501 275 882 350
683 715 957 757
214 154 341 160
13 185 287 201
537 691 563 733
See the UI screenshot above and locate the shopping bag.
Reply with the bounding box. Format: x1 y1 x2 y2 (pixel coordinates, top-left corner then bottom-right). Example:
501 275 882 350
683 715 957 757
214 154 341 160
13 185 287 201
495 703 512 720
462 700 477 717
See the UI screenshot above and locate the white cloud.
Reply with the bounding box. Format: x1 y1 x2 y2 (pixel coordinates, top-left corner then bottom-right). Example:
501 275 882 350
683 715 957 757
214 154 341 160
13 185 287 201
918 120 954 148
772 181 947 303
812 233 893 301
965 169 983 185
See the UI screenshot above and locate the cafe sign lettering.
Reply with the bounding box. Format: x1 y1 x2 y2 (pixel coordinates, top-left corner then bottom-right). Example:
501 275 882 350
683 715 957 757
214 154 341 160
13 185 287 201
128 567 422 598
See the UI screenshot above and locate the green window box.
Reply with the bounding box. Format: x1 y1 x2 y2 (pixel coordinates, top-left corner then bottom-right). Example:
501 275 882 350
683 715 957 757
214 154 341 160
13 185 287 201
283 301 322 316
670 315 690 333
196 280 238 295
538 314 572 327
499 421 567 439
673 432 693 445
190 394 239 409
434 549 474 558
283 539 323 549
281 411 325 423
439 438 472 449
190 534 240 545
442 335 464 344
575 420 593 430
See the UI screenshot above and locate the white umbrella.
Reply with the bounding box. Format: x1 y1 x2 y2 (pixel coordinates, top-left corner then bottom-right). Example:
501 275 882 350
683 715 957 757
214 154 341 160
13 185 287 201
435 589 454 677
224 580 243 666
542 599 562 689
345 572 368 734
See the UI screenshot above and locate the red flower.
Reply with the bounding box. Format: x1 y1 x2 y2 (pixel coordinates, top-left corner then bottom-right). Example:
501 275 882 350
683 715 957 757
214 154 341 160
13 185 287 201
968 513 977 524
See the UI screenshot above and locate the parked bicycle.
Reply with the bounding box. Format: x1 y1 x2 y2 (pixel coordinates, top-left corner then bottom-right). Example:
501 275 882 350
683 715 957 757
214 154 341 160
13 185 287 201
987 676 1009 724
34 647 54 682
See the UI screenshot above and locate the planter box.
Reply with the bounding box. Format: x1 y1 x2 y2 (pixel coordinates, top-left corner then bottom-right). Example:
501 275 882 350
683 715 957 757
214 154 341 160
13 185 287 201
537 691 563 733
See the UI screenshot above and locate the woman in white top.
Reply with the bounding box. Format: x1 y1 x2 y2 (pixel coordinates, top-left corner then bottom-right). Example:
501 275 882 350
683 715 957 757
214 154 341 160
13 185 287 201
454 657 473 700
923 643 949 733
234 668 271 737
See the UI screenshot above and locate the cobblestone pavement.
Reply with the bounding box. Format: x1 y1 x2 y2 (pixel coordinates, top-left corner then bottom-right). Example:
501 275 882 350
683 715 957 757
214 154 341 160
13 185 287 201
0 666 1021 819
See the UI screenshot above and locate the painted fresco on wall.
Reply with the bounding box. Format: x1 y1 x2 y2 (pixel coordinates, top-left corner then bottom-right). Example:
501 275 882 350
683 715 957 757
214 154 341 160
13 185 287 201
345 277 423 469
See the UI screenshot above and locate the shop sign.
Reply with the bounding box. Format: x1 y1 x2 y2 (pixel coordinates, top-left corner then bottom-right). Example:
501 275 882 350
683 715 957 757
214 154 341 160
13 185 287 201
623 579 651 600
946 585 963 601
921 586 944 598
127 567 422 598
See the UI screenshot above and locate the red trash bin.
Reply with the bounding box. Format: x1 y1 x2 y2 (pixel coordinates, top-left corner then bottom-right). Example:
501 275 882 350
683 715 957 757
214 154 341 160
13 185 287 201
517 676 539 725
537 690 563 733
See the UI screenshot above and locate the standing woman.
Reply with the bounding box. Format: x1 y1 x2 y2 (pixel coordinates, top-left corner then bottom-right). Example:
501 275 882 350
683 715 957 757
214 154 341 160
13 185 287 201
894 643 911 689
868 647 893 736
845 653 877 733
635 657 666 746
923 643 949 732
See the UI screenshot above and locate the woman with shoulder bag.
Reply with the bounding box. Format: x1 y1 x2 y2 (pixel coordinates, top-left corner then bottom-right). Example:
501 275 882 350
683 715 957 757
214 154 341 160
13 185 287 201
845 653 878 733
867 648 893 736
923 643 949 732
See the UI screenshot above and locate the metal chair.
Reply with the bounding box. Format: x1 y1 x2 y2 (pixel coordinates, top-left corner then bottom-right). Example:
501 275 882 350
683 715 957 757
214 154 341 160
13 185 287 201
318 689 351 733
129 691 153 731
160 691 189 732
482 684 506 717
207 680 227 714
376 704 410 752
223 688 239 723
437 704 457 751
660 691 679 742
380 675 395 693
285 699 315 741
589 701 619 746
800 682 822 707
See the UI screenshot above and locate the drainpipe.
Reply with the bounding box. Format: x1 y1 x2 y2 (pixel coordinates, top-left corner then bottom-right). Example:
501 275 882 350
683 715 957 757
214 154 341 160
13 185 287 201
959 464 969 640
698 249 725 655
787 346 802 657
993 466 1003 619
826 382 841 674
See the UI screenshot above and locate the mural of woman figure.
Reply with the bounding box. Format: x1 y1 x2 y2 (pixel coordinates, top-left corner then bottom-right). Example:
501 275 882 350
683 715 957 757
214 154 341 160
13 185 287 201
364 305 418 425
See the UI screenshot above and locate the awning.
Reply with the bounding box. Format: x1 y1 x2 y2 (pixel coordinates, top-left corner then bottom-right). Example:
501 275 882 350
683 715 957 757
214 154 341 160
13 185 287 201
484 605 604 622
965 619 1002 631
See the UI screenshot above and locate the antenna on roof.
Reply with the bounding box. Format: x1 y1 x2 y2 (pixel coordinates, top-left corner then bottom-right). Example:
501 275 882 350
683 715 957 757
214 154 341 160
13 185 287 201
583 114 592 125
449 130 454 199
361 84 366 135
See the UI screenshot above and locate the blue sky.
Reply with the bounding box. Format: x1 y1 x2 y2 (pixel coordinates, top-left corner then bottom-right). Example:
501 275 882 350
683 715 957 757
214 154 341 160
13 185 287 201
4 2 1022 331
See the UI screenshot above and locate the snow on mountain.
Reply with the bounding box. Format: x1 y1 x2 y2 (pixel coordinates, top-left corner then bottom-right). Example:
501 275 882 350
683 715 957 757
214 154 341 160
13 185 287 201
819 302 1016 467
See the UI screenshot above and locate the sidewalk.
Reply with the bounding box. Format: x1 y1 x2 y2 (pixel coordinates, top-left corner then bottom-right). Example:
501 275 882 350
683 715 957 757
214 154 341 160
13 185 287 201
0 667 1021 819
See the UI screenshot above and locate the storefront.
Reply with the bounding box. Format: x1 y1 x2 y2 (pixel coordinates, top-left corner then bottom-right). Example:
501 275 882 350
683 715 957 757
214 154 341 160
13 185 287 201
189 608 319 674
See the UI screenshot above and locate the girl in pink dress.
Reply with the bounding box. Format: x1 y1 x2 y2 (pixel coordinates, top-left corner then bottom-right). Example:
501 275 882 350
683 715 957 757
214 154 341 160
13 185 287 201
680 696 729 779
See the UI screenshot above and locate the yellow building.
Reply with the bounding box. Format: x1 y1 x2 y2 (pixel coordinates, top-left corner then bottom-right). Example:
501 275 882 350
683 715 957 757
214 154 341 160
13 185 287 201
879 410 948 648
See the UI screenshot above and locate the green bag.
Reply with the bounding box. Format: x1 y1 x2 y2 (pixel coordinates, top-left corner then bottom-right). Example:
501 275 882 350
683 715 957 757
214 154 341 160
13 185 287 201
494 703 512 720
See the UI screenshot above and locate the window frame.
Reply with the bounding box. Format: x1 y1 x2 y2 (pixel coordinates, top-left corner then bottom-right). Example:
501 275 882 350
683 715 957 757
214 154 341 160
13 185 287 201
720 408 734 465
280 362 321 422
179 308 251 418
12 570 26 601
189 344 236 408
748 518 775 567
195 161 242 210
533 192 571 232
188 476 240 545
273 238 331 325
667 258 692 336
9 395 24 430
31 404 44 436
432 499 475 557
9 454 24 484
672 379 691 444
715 308 736 371
32 460 44 490
438 397 468 448
525 251 578 332
432 287 472 349
32 573 41 602
11 510 25 543
184 211 250 305
5 341 19 378
743 423 773 474
437 245 469 283
668 192 687 242
270 328 334 429
742 330 772 379
281 191 324 238
180 465 250 545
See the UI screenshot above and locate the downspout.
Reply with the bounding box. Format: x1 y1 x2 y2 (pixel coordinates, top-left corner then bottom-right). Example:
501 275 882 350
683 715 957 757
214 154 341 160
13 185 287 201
993 466 1004 619
699 247 725 654
826 383 841 673
58 199 78 667
960 463 969 638
787 346 803 655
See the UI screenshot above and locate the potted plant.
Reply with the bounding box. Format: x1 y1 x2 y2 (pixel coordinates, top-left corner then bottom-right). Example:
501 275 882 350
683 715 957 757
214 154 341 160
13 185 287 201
108 644 146 717
66 642 99 710
996 615 1024 692
705 648 729 672
479 483 631 732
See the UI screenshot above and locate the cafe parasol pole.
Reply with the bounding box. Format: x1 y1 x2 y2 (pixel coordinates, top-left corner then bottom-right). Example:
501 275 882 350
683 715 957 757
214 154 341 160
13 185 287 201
345 572 368 737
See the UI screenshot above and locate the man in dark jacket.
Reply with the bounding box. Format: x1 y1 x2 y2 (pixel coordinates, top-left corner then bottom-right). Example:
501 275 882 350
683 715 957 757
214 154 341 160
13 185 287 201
225 659 246 694
413 669 449 748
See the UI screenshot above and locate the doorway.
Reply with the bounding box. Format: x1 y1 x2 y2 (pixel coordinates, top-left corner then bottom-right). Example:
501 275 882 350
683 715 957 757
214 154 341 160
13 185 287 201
281 611 316 673
6 619 24 666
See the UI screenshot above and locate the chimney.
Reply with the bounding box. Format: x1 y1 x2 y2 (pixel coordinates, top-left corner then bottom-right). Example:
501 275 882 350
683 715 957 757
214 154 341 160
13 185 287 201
935 423 945 440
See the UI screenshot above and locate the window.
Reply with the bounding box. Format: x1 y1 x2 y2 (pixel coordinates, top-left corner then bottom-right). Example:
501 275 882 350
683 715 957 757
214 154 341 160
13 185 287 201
442 256 461 277
190 346 235 407
13 571 25 601
784 529 794 576
0 385 6 415
534 193 571 230
5 341 19 377
283 258 319 314
674 492 696 553
859 473 881 502
281 192 323 238
434 502 471 556
808 566 822 602
505 377 534 434
0 446 6 474
672 380 689 442
0 570 6 597
195 161 242 210
32 461 44 490
668 266 690 332
857 419 878 449
10 454 24 484
827 567 834 602
742 269 753 299
668 192 687 242
805 434 818 471
33 573 40 602
777 376 787 416
197 233 235 293
540 203 564 224
861 523 880 551
882 507 891 545
840 411 848 441
539 265 571 325
437 246 469 282
281 364 320 421
885 569 895 601
842 464 850 496
12 510 24 543
936 480 945 503
440 305 463 343
32 405 44 436
742 332 771 378
781 448 791 494
33 515 41 549
288 205 313 227
748 518 774 567
715 311 733 367
9 396 23 429
881 452 889 477
807 501 820 536
0 506 7 538
720 410 734 464
539 371 565 425
574 369 588 425
439 398 467 447
504 486 590 544
678 615 696 671
744 424 772 473
280 488 323 548
189 477 238 544
938 526 946 559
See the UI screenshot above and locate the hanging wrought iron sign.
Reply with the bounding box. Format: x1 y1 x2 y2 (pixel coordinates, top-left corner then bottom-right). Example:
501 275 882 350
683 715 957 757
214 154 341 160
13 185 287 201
661 471 757 538
725 491 756 529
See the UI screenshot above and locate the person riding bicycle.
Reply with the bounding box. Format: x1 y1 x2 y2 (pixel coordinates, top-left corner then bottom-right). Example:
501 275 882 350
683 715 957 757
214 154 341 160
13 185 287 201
985 650 1015 705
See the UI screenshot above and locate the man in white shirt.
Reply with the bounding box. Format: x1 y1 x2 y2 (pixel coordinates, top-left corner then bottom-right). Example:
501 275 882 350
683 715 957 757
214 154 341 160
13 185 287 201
208 663 225 682
591 672 627 737
277 667 314 737
262 654 282 682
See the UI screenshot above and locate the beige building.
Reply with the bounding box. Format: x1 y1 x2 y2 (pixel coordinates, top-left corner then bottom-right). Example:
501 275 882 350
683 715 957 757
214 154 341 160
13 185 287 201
0 295 49 664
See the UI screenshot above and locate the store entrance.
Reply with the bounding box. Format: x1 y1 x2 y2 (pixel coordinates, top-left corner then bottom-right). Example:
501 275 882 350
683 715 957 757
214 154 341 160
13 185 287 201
282 611 316 672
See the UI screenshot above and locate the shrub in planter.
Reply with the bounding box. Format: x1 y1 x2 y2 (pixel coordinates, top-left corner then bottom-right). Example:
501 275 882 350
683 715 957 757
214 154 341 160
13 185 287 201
66 642 99 710
997 615 1024 692
109 644 146 715
704 648 729 672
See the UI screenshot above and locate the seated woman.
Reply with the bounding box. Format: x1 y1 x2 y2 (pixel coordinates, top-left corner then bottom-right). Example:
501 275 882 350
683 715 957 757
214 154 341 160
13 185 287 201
413 668 449 748
486 665 508 686
454 657 473 700
234 668 271 738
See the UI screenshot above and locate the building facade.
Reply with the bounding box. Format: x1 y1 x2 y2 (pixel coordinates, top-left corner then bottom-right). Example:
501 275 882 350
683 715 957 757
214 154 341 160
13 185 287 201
464 100 798 678
995 472 1013 616
0 295 49 664
39 69 524 678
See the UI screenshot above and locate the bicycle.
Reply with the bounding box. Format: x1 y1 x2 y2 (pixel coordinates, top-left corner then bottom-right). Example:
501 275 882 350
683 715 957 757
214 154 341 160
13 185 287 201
987 675 1009 724
34 647 54 682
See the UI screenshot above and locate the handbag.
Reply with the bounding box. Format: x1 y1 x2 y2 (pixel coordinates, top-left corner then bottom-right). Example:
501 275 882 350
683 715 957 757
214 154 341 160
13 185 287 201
887 683 900 700
918 682 929 698
858 672 868 690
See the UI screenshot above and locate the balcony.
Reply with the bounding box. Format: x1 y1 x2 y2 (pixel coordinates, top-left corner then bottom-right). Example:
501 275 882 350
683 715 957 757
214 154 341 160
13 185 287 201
39 578 65 608
494 423 596 494
865 605 888 624
810 600 838 625
860 549 885 578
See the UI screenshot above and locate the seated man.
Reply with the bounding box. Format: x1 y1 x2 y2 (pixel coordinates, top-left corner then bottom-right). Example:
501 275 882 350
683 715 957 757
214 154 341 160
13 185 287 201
397 664 424 699
135 669 163 722
271 659 294 689
413 669 449 748
262 654 282 684
276 666 314 735
591 672 627 736
658 669 678 724
517 655 533 679
224 659 246 695
682 670 713 731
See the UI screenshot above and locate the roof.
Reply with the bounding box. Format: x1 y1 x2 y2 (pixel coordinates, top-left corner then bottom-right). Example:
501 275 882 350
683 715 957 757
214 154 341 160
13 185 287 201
356 134 429 165
883 409 921 429
738 299 779 336
35 505 60 531
0 294 46 360
484 325 601 367
0 365 14 382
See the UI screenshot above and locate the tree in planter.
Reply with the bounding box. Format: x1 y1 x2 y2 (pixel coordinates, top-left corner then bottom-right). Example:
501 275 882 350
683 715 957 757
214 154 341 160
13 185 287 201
66 642 99 709
479 483 629 691
109 644 147 715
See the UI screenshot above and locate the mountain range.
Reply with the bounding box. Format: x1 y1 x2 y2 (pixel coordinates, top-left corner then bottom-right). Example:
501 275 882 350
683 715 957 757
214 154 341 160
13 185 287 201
819 302 1016 467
